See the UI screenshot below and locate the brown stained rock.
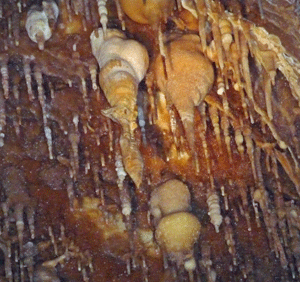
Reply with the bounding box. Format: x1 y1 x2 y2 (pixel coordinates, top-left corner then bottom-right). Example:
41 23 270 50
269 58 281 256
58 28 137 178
0 0 299 281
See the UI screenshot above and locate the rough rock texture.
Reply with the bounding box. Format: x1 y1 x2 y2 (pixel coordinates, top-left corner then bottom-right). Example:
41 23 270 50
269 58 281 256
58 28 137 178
0 0 300 281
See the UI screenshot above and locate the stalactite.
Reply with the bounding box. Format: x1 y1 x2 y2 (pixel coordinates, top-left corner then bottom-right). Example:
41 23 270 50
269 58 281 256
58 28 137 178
48 226 58 256
89 62 98 90
199 103 211 174
244 127 257 182
219 18 233 53
234 127 245 156
25 5 52 50
217 75 225 95
274 150 300 196
0 239 12 281
152 34 214 151
12 11 20 46
207 189 223 233
34 65 54 160
83 0 91 23
0 54 9 99
90 27 149 188
0 89 5 147
69 115 80 180
97 0 108 34
224 216 237 265
195 0 208 52
240 32 254 101
220 107 232 162
23 56 34 101
211 15 224 70
1 167 35 258
208 105 221 147
137 90 147 145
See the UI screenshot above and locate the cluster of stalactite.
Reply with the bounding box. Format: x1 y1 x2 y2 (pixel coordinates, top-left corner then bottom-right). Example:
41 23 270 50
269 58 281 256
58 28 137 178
0 0 300 281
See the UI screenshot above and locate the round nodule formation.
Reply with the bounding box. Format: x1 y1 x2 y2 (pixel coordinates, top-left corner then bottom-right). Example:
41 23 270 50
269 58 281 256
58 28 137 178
90 28 149 83
155 212 201 254
150 179 191 219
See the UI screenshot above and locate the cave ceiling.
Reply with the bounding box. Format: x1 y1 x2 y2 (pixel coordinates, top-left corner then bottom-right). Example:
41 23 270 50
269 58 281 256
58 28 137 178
0 0 300 281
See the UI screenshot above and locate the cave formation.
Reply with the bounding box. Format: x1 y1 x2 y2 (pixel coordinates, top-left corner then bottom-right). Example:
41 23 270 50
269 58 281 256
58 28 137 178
0 0 300 281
